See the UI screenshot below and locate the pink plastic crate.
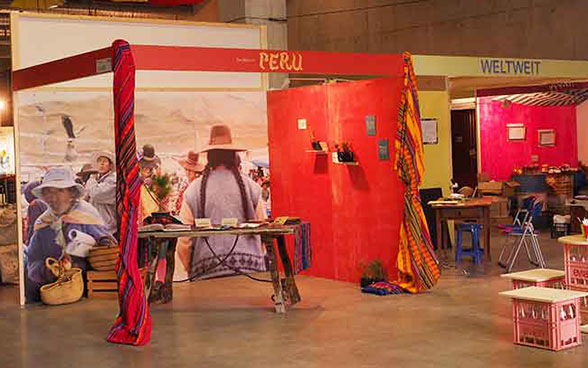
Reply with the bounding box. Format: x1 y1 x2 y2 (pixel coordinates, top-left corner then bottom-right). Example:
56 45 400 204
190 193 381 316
563 244 588 287
567 285 588 325
512 298 582 351
565 264 588 288
502 269 566 290
512 278 565 290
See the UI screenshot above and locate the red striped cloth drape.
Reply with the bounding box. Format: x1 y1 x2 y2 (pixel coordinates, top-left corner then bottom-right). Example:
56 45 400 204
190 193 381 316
393 52 440 293
107 40 152 346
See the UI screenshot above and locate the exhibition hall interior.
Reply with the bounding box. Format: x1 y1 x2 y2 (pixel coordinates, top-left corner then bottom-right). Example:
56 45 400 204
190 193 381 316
1 1 588 367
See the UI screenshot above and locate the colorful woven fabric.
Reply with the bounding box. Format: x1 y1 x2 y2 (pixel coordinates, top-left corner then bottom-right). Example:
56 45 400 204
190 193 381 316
107 40 152 346
361 281 408 295
294 222 312 273
393 53 440 293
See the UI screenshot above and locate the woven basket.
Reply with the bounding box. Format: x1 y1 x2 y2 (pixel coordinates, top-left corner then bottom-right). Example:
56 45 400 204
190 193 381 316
40 258 83 305
88 246 119 271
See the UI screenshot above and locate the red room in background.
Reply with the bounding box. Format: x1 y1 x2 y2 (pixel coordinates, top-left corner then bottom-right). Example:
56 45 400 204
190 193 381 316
479 99 578 180
267 78 405 283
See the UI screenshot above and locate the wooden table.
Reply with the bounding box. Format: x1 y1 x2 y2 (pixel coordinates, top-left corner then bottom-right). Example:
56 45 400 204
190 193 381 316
430 198 493 260
138 225 302 313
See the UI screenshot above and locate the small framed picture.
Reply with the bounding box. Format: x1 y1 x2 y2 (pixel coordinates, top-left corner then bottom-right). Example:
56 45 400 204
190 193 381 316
538 129 556 146
507 123 526 141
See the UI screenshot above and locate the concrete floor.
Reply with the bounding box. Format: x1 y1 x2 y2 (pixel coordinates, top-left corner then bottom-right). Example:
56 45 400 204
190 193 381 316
1 231 588 367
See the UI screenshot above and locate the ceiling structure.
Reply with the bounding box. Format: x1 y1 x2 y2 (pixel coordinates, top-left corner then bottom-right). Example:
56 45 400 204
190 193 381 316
449 76 587 99
449 76 588 107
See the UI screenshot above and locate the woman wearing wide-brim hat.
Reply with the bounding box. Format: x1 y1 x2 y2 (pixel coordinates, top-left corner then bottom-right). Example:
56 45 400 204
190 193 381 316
25 166 111 302
177 125 267 280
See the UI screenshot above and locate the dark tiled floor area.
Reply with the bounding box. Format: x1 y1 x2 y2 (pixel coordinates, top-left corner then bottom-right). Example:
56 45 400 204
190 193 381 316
0 231 587 367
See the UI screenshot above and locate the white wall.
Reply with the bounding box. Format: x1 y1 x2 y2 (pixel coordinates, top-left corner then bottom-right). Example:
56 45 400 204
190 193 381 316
577 100 588 165
12 13 266 89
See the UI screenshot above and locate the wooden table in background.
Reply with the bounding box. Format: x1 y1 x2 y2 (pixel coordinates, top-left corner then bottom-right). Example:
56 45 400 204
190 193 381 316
138 225 301 313
430 198 493 260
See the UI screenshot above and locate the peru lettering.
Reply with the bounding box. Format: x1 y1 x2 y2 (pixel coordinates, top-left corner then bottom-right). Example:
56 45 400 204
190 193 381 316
259 51 303 72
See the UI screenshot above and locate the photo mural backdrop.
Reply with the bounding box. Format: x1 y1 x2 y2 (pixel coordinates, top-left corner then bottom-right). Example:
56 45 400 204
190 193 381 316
18 90 269 303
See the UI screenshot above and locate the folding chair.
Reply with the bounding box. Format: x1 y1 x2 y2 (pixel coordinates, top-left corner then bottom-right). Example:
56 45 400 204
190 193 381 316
498 199 546 273
498 195 536 232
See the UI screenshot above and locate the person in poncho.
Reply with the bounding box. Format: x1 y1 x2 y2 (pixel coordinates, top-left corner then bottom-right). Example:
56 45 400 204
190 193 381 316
25 167 111 302
177 125 267 279
85 151 117 236
137 144 162 223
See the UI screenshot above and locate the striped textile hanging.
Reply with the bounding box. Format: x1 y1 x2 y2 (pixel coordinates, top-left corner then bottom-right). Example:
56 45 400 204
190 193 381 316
107 40 152 345
393 52 440 293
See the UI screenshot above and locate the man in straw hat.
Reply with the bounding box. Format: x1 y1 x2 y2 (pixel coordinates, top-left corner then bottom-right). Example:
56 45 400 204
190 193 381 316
174 150 205 214
85 151 117 236
25 166 112 302
177 125 267 281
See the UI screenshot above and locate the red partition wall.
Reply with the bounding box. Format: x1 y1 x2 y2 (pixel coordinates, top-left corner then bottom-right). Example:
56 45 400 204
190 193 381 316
268 78 405 283
267 85 336 278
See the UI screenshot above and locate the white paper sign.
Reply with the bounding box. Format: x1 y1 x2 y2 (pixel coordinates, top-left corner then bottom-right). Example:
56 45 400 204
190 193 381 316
297 118 307 130
221 218 238 226
96 58 112 74
195 218 212 228
421 118 438 144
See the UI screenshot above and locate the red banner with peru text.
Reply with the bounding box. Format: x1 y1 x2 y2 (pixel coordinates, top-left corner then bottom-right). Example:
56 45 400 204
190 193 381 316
131 45 404 76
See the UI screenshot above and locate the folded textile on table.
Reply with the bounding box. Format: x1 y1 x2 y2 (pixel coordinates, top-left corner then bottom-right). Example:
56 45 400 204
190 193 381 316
294 222 312 274
361 281 408 296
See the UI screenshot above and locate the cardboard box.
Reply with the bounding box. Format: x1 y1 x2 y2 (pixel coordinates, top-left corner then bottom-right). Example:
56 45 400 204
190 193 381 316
503 181 520 197
486 196 509 218
479 181 503 195
478 180 520 197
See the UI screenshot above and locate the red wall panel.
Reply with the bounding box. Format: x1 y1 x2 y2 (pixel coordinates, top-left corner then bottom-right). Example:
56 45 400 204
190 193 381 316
268 78 405 283
267 85 335 279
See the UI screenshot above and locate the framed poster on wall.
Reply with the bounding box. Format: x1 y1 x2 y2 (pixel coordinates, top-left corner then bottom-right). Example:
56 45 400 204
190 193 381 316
421 118 438 144
507 123 526 141
538 129 556 146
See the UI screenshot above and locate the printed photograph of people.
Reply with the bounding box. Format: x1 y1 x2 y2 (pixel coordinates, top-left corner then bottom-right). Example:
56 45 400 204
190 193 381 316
17 91 269 304
24 167 113 302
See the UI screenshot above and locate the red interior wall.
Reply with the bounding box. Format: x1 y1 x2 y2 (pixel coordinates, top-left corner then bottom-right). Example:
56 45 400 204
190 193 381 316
479 99 578 180
267 78 405 283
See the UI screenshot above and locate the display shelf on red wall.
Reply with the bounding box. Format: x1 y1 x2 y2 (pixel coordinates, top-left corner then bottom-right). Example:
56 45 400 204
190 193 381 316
333 161 359 166
305 149 329 154
268 77 404 283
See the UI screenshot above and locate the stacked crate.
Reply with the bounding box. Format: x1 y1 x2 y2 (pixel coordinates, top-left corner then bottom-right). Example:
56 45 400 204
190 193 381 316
87 268 148 299
559 235 588 325
501 269 565 290
500 287 588 351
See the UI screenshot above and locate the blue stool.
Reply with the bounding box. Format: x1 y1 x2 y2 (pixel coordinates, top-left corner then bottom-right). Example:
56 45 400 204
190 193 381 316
455 223 484 264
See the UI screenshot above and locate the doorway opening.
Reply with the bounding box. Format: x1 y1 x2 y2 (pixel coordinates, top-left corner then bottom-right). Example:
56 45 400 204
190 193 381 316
450 108 478 189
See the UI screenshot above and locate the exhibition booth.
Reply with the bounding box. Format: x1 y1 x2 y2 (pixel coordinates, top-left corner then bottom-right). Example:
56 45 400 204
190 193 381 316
9 13 438 346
